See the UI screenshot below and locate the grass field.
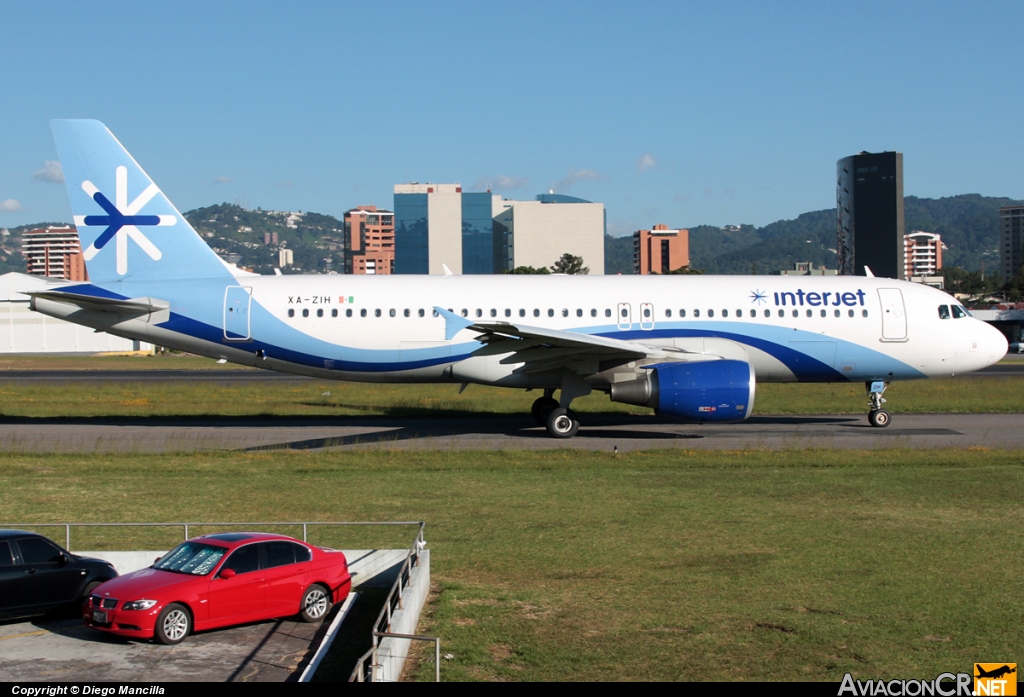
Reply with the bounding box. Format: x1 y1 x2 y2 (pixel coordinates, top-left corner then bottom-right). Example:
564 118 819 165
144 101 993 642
2 449 1022 681
0 375 1023 419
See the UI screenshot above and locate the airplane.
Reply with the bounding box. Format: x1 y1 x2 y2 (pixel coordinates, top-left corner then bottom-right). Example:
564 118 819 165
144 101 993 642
29 120 1008 439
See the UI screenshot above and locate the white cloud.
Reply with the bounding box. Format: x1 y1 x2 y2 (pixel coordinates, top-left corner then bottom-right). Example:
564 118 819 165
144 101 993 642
472 175 528 192
212 176 233 184
32 160 63 184
635 154 657 172
0 199 24 212
554 168 602 192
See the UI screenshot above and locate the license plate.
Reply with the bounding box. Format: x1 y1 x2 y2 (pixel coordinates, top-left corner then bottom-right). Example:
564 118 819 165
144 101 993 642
92 610 107 624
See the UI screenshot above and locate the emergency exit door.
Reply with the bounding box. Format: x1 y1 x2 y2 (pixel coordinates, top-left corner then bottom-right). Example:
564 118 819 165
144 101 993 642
224 286 252 340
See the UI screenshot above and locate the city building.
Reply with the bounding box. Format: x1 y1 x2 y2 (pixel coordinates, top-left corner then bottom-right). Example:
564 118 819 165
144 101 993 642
903 231 944 278
395 184 604 275
278 248 293 268
632 224 689 275
837 151 905 279
1001 205 1024 281
779 262 838 276
493 194 605 274
22 225 88 280
344 205 394 275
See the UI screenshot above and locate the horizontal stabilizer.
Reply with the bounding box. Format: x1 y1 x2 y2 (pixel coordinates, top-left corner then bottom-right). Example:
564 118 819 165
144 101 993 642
27 290 168 315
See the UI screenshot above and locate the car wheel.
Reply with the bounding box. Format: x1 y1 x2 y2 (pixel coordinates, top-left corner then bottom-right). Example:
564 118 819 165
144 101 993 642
155 603 191 645
83 580 105 599
299 585 332 623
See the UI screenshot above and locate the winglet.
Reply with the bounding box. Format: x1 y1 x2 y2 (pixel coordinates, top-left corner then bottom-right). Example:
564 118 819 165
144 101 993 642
433 306 473 340
442 264 454 276
864 266 875 278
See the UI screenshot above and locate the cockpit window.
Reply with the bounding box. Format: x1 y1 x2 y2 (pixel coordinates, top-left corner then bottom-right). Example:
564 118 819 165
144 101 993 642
951 305 967 319
938 305 950 319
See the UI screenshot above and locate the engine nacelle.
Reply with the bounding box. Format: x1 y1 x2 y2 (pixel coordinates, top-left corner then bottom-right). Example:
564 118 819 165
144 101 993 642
609 359 755 422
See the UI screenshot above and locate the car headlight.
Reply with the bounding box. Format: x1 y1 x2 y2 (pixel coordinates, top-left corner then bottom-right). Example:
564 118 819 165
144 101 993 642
122 599 159 611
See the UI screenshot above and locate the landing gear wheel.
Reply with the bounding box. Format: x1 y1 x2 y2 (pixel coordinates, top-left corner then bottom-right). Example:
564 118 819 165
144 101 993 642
546 407 579 439
868 409 891 428
155 603 191 645
531 397 560 425
299 585 332 622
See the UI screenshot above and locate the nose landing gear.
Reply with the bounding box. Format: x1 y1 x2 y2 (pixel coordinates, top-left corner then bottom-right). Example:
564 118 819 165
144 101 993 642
867 380 891 428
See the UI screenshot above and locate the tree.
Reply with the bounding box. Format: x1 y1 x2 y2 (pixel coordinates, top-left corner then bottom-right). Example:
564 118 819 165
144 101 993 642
505 265 550 275
550 253 589 275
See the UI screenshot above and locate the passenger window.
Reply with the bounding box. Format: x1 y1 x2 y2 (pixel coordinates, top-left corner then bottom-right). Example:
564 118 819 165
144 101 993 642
222 545 259 575
520 309 526 317
680 309 687 318
806 309 813 318
533 309 540 317
763 310 770 318
332 309 338 318
389 309 396 317
347 309 353 317
834 309 840 317
548 309 554 317
317 309 323 318
475 309 483 318
643 308 651 318
736 310 742 318
694 309 700 318
721 309 728 318
951 305 967 319
605 309 612 318
302 309 309 318
666 309 672 318
848 309 854 317
820 309 826 318
490 309 497 318
360 309 367 318
262 541 296 568
375 309 382 317
708 309 714 318
562 309 569 317
0 540 12 567
778 309 784 318
591 309 597 317
461 309 468 317
17 537 62 564
294 544 311 563
862 310 869 317
505 309 511 318
792 310 798 317
620 308 627 318
418 309 425 317
288 309 294 318
576 309 583 317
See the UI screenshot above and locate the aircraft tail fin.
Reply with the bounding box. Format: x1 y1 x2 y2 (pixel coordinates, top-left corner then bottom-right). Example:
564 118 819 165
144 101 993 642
51 120 233 285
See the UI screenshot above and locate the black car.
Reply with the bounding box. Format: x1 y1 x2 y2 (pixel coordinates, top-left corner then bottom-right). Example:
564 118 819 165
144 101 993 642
0 530 118 621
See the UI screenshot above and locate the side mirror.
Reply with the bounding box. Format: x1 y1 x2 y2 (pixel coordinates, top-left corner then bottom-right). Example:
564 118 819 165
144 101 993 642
219 568 236 579
58 553 70 566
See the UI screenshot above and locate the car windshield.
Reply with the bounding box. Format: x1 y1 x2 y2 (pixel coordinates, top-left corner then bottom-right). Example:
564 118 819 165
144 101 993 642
154 542 227 576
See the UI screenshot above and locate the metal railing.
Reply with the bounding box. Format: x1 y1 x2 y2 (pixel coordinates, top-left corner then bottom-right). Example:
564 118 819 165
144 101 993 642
0 521 423 551
348 524 439 682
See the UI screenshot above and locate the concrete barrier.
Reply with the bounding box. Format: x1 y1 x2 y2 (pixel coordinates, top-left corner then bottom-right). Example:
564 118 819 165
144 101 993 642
375 550 431 683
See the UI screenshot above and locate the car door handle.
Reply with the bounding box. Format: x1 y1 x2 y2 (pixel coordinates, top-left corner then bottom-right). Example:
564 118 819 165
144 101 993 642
25 568 37 574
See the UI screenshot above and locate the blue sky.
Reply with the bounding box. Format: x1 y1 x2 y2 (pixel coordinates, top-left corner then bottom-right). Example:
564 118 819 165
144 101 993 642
2 1 1021 235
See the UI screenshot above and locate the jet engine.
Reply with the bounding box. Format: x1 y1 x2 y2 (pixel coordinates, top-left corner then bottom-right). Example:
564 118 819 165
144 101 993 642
609 359 755 422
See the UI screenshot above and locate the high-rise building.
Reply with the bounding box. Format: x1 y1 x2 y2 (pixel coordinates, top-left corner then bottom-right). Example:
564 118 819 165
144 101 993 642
278 248 293 268
837 151 905 278
1001 205 1024 281
493 194 605 274
903 231 943 278
632 224 689 275
22 225 88 280
344 205 394 275
393 186 605 275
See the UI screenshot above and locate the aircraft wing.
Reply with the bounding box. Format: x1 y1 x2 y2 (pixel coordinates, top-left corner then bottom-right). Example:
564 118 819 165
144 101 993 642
435 306 695 375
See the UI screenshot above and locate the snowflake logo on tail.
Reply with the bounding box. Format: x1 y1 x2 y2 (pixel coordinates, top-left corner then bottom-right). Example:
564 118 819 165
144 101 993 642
74 165 176 275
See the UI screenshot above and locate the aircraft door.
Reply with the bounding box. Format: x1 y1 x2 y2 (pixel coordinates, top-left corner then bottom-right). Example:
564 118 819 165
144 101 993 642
617 303 632 331
640 302 655 331
877 288 907 341
224 286 253 340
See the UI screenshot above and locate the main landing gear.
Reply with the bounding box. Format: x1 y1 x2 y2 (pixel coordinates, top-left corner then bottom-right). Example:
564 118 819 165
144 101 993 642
531 374 592 439
867 380 891 428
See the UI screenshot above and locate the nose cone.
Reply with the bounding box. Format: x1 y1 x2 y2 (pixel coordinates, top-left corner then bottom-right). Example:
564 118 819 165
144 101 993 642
980 320 1009 368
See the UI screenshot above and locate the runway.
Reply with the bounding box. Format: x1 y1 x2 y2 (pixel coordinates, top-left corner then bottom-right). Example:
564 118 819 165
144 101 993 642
1 412 1022 452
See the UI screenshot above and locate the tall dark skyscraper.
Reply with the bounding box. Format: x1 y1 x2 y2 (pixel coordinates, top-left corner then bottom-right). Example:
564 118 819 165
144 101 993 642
837 151 905 278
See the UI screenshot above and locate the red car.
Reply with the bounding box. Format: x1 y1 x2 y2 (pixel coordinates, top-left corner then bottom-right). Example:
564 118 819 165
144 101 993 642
83 532 351 644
